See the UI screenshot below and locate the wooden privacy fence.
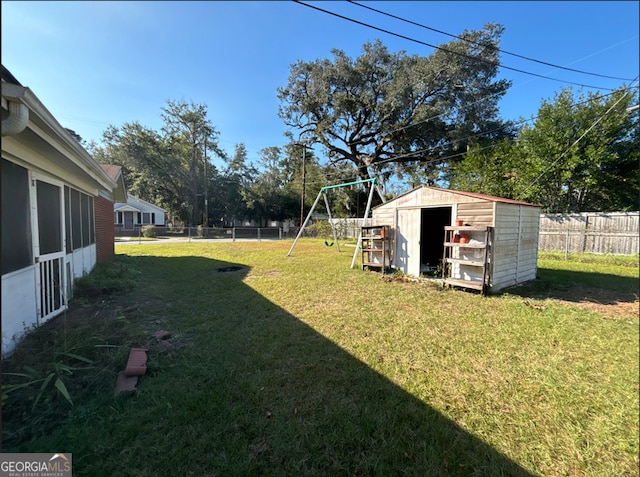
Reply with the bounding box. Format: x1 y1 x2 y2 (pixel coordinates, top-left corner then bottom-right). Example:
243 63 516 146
538 211 639 256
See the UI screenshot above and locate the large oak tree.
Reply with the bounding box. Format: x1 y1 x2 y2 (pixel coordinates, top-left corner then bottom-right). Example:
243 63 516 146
277 25 512 190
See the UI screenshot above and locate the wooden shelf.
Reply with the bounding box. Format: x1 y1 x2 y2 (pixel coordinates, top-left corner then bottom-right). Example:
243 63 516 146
361 225 391 274
444 257 485 267
443 241 486 248
442 225 493 295
443 278 485 291
444 226 489 231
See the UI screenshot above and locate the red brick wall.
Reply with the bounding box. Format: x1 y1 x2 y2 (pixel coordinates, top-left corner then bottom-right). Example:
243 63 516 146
95 195 115 262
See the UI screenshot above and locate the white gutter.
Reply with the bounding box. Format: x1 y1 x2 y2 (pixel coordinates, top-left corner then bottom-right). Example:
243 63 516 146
1 82 29 136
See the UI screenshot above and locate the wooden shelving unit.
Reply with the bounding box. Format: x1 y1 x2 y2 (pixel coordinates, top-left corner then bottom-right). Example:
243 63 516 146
442 226 493 294
361 225 391 274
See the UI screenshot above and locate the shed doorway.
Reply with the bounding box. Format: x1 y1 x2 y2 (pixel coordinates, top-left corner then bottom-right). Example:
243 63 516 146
420 207 451 275
395 206 451 277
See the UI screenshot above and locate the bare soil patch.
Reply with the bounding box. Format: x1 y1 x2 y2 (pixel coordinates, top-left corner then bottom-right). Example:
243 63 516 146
536 285 639 320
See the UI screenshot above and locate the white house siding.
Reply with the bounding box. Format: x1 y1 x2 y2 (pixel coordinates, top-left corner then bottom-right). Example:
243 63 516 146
375 188 491 277
1 167 100 355
1 266 38 353
2 69 121 357
68 244 96 279
114 194 166 227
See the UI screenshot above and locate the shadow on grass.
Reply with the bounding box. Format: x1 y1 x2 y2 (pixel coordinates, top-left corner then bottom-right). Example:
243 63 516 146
508 267 639 306
6 255 536 476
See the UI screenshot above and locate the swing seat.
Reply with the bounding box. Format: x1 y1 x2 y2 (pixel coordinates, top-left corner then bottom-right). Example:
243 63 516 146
324 240 334 247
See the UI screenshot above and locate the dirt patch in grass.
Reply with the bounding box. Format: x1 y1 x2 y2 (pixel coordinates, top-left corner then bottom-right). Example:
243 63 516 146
530 285 639 320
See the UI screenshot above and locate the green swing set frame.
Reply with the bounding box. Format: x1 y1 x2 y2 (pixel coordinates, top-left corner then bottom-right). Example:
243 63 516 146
286 178 382 269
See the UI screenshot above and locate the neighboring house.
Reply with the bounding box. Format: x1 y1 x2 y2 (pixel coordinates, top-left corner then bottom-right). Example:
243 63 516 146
114 194 166 232
1 65 127 357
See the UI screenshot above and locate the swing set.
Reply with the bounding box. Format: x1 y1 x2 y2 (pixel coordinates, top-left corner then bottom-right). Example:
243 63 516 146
286 178 383 269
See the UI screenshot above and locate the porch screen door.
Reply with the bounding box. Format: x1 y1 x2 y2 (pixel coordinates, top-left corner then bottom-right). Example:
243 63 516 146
35 179 67 323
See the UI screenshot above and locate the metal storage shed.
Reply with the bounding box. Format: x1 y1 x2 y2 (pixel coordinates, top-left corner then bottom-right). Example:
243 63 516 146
371 186 541 293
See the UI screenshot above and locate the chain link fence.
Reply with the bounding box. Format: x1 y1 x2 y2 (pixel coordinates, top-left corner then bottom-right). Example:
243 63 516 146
116 226 284 242
116 212 639 257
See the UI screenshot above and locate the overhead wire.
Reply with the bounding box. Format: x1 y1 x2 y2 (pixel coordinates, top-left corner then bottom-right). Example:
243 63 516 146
293 0 619 91
221 85 637 189
516 76 639 199
347 0 634 82
225 81 637 197
339 86 636 168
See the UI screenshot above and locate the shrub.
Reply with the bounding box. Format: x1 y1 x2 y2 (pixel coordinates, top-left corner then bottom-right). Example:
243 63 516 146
142 225 156 238
306 220 333 238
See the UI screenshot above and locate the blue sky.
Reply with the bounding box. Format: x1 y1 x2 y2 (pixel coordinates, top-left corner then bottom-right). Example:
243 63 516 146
2 1 638 170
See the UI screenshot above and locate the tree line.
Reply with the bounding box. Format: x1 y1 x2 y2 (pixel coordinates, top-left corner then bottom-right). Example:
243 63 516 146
88 101 370 226
87 25 638 224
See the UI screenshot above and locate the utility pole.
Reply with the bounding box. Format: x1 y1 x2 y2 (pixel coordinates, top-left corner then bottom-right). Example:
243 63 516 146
295 130 314 228
203 136 208 226
300 145 306 228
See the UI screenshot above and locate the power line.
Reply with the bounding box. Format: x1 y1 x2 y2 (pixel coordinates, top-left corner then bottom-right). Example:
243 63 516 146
277 86 638 188
347 0 634 82
384 83 637 140
294 0 618 91
365 86 637 169
516 77 639 199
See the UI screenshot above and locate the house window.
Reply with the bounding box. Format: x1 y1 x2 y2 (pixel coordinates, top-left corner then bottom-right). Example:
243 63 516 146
142 212 151 224
1 159 32 274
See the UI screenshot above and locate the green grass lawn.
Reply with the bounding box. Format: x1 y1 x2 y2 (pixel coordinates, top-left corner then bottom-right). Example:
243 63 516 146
2 242 638 476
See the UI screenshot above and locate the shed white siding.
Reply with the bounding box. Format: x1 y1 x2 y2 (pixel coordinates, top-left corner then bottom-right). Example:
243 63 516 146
491 203 540 291
457 201 494 227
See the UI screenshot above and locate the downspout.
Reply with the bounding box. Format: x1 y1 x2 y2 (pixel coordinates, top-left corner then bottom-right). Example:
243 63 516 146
2 82 29 136
2 99 29 136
